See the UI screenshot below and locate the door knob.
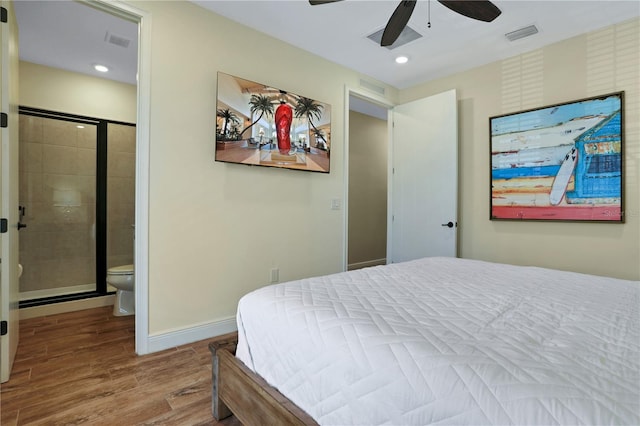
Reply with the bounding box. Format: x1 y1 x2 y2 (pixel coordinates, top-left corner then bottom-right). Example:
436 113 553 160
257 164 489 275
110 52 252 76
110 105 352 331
17 222 27 230
441 221 454 228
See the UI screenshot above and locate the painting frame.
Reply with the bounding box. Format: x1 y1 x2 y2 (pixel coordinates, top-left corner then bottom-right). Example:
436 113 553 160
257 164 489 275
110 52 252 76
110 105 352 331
215 72 331 174
490 92 625 223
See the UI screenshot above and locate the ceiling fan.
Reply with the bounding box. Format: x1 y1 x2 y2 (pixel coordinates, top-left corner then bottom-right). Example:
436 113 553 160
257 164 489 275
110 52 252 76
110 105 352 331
309 0 502 47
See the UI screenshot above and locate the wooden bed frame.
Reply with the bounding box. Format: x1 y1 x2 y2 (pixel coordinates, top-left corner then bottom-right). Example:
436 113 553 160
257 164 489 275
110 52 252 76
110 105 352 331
209 331 319 426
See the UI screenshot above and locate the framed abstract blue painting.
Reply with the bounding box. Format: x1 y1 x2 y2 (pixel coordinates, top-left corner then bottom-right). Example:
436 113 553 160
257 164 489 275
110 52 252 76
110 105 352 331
490 92 624 222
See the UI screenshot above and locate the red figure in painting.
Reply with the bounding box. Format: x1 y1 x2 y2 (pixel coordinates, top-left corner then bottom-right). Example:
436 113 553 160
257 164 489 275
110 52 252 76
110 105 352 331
275 101 293 155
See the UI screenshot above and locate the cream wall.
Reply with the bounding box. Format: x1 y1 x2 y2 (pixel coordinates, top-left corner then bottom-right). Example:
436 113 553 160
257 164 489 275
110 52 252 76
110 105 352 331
398 18 640 280
129 1 397 335
19 61 137 123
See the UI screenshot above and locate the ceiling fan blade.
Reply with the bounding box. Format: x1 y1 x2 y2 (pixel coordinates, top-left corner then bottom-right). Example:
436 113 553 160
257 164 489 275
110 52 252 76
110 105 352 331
438 0 501 22
308 0 344 5
381 0 417 47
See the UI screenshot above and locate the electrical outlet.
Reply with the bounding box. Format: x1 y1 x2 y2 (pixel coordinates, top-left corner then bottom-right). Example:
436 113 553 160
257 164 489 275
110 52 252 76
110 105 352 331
270 268 279 283
331 199 341 210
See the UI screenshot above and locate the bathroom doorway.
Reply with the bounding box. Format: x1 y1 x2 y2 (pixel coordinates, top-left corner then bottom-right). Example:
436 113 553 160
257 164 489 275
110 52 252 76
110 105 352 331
18 108 136 307
10 0 151 355
13 0 140 312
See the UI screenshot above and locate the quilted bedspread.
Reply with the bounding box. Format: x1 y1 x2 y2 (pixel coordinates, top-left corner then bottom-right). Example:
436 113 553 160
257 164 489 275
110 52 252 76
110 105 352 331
235 257 640 425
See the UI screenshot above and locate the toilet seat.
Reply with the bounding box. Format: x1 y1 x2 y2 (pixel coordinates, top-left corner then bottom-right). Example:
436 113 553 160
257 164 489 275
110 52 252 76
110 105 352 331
108 264 134 275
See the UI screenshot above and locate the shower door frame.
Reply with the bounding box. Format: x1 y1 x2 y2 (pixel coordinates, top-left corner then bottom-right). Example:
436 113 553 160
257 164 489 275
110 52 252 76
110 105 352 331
18 106 135 308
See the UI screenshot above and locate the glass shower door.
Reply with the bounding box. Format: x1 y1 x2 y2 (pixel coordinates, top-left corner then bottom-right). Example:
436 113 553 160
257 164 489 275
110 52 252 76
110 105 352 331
19 111 98 302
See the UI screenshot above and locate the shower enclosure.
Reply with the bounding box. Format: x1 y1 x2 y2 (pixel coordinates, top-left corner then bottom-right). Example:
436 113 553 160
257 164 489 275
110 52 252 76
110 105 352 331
18 107 136 307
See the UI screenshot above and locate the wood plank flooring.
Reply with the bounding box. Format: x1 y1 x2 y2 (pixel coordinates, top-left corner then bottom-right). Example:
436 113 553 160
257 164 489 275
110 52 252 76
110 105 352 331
0 306 242 425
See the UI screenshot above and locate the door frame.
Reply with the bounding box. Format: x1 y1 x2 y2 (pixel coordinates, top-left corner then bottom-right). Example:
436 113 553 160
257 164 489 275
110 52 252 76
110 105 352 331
343 86 394 271
343 87 459 270
1 0 20 383
87 0 152 355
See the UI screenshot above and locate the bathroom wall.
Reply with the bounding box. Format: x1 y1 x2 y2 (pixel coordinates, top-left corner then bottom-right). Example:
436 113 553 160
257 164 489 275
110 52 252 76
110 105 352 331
107 123 136 269
20 61 136 123
19 115 97 295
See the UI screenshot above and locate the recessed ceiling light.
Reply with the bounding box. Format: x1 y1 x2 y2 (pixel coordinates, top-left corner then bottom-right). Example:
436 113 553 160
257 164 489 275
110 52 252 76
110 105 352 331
76 125 85 129
395 56 409 64
94 64 109 73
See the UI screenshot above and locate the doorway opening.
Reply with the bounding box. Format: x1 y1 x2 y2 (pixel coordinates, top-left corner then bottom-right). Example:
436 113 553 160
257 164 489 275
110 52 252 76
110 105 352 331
346 94 390 271
345 89 459 270
3 1 150 384
13 1 140 312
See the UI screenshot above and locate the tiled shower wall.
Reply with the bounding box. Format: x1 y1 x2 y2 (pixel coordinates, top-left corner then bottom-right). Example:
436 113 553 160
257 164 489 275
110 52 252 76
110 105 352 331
107 123 136 269
19 114 136 296
19 115 97 293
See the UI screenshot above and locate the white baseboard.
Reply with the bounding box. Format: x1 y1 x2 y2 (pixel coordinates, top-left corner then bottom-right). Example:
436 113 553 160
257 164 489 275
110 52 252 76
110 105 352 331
20 295 115 320
348 258 387 271
145 317 237 354
22 298 237 355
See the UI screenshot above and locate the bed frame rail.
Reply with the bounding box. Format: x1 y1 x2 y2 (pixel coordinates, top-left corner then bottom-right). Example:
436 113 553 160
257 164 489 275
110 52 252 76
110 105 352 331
209 332 318 426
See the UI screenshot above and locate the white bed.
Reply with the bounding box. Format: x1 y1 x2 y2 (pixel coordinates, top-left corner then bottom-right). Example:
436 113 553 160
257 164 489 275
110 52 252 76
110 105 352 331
234 257 640 425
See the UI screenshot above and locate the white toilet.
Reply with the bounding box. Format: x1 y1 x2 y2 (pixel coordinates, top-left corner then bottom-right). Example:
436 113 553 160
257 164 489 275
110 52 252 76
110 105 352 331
107 264 135 316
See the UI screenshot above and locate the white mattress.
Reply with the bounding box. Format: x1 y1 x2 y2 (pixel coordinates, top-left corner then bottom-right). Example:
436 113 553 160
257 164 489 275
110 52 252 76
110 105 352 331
235 257 640 425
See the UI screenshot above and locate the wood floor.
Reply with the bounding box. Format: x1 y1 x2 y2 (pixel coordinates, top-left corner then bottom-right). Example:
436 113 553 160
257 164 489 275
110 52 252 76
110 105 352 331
0 306 242 425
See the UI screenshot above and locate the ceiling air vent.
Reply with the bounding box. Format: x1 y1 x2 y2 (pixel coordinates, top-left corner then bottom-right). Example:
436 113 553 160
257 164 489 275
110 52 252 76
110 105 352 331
104 31 131 48
367 25 422 50
505 25 539 42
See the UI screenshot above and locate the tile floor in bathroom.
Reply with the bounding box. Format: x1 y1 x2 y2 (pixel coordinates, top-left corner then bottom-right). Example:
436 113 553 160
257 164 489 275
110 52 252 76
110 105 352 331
0 306 242 425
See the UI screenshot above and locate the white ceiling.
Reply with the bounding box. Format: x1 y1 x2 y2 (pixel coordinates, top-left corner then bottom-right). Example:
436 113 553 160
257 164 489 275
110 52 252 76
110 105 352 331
13 0 138 85
12 1 640 91
194 0 640 89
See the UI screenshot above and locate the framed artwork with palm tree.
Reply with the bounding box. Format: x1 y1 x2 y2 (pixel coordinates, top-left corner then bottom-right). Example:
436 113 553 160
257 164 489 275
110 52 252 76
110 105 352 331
215 72 331 173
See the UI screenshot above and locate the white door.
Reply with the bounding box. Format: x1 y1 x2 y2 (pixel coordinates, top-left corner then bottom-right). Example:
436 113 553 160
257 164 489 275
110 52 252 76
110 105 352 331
389 89 458 263
1 0 20 383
